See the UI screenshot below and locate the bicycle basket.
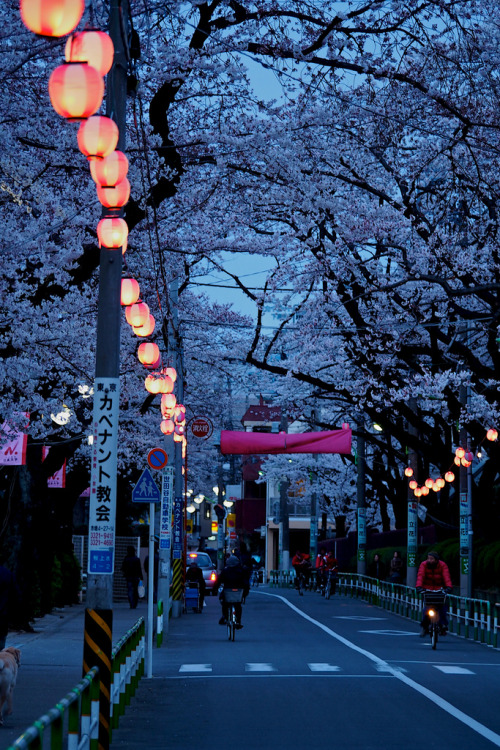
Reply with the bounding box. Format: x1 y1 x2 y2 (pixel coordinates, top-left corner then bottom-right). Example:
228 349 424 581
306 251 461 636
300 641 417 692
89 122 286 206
423 591 446 606
222 588 244 603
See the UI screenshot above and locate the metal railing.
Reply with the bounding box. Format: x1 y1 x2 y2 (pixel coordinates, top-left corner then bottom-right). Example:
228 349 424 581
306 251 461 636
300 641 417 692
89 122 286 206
7 618 145 750
269 569 499 649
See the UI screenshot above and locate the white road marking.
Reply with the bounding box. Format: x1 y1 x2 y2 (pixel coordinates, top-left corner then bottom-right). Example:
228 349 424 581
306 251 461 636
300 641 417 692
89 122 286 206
308 663 341 672
245 663 276 672
358 629 416 636
179 664 212 673
332 616 386 621
434 666 475 675
257 591 500 747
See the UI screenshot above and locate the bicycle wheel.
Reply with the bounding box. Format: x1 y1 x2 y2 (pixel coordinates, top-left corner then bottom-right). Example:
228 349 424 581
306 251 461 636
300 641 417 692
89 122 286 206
227 605 235 641
325 579 331 600
431 625 438 650
299 576 304 596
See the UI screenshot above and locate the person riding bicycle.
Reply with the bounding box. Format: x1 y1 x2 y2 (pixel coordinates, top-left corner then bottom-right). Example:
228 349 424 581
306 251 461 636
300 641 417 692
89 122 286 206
292 551 311 589
218 555 250 629
324 551 339 595
416 551 452 637
315 548 327 591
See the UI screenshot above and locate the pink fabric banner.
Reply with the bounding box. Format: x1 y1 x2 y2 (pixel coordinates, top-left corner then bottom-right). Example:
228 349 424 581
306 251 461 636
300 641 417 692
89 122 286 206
42 446 66 488
0 413 29 466
220 428 352 455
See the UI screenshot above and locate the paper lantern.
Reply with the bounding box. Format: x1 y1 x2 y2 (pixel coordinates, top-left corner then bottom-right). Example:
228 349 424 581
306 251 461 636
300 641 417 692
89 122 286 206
174 405 186 424
96 178 130 209
404 467 413 477
173 431 183 443
96 217 128 248
48 63 103 120
90 150 128 187
20 0 84 36
160 419 175 435
77 116 119 161
145 374 162 394
414 488 422 497
420 486 429 496
158 375 174 394
164 366 177 382
138 343 160 367
436 477 445 488
161 393 176 418
444 471 455 482
486 428 498 442
455 447 465 458
174 424 185 436
120 278 140 306
409 480 417 490
65 30 114 77
432 482 440 492
133 315 155 337
461 457 472 468
424 478 433 489
454 456 461 466
125 302 149 328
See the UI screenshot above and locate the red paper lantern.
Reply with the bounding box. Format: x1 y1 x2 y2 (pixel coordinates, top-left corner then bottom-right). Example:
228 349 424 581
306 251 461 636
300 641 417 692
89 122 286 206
409 480 417 490
486 428 498 442
48 63 103 120
404 467 413 478
96 178 130 209
420 486 429 496
414 488 422 497
90 150 128 187
120 278 140 306
160 419 175 436
455 447 465 458
96 217 128 248
65 30 114 77
20 0 84 36
444 471 455 482
424 478 433 489
164 366 177 382
77 116 119 161
133 315 155 337
173 431 183 443
125 302 149 328
145 374 162 394
174 405 186 424
161 393 176 417
138 343 160 367
157 375 174 394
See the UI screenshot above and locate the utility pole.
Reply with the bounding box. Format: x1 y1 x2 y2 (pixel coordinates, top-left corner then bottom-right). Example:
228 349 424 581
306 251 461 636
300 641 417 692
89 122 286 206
279 411 290 571
309 406 319 563
406 398 419 588
356 414 366 575
84 2 129 747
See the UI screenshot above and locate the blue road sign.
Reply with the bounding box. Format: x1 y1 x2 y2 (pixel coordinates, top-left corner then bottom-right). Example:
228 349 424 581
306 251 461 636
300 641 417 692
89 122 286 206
132 467 161 504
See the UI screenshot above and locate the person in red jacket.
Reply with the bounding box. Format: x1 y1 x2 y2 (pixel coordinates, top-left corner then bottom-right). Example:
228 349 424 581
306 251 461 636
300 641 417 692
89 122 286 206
416 551 453 636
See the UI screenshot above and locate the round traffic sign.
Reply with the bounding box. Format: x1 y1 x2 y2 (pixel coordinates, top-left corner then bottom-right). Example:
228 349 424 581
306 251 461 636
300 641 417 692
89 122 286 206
190 416 213 440
147 447 168 470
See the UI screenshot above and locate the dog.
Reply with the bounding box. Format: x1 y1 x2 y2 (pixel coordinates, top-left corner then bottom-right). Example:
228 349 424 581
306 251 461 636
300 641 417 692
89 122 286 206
0 647 21 725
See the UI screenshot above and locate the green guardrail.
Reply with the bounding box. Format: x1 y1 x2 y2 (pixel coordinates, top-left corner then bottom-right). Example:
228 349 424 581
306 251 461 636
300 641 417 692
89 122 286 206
7 617 145 750
337 573 499 649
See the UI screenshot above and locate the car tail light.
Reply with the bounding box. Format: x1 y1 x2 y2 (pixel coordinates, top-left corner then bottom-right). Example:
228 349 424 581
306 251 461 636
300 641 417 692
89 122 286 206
210 572 217 582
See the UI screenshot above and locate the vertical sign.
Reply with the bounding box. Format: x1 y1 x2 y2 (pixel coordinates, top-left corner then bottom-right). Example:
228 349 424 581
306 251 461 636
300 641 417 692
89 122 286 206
160 467 174 551
459 492 469 575
172 496 183 560
88 377 120 574
357 507 366 561
407 501 418 567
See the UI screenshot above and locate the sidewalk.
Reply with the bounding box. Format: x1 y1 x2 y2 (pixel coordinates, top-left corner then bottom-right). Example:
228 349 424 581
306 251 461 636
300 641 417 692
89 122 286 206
0 600 147 749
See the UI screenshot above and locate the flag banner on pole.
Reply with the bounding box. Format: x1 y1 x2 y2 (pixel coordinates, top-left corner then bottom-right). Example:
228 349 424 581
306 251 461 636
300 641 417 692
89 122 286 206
0 413 29 465
220 428 352 455
42 446 66 488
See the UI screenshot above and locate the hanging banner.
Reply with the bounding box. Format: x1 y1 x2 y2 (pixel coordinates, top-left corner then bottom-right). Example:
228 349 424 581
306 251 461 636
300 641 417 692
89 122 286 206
357 507 366 561
220 428 351 455
88 378 120 575
407 502 418 567
172 495 183 560
159 467 174 551
0 413 29 466
42 446 66 488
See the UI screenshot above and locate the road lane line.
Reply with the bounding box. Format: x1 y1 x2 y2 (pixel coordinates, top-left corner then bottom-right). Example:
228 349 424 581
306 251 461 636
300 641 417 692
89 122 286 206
258 591 500 747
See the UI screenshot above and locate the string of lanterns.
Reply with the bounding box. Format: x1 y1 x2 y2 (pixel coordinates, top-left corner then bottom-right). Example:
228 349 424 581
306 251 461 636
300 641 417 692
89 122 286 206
20 0 187 451
404 428 498 498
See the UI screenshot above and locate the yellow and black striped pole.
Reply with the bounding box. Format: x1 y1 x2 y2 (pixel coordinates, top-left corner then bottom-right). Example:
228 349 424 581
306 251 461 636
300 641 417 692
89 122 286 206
83 608 113 750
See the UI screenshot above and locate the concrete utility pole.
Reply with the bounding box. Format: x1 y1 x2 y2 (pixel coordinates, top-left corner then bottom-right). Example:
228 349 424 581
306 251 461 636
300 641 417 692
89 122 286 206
279 411 290 570
309 407 319 564
406 398 419 588
84 2 129 747
356 414 366 575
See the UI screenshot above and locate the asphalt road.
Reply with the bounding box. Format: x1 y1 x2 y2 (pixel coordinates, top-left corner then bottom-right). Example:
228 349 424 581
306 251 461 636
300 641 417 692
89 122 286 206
111 586 500 750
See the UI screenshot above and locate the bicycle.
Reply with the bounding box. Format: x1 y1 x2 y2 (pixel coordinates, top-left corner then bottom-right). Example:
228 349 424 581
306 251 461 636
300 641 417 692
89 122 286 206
422 589 448 650
221 587 244 641
324 570 338 600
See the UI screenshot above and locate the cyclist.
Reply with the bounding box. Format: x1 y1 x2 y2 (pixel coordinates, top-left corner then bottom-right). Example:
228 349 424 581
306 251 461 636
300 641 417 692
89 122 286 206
324 551 339 595
292 551 311 590
218 555 249 629
416 551 452 637
315 548 327 591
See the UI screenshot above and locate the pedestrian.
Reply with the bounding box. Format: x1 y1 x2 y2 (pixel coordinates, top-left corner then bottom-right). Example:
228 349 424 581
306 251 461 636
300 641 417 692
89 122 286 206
368 553 386 581
0 557 20 650
389 550 403 584
121 546 143 609
144 543 159 602
185 561 206 609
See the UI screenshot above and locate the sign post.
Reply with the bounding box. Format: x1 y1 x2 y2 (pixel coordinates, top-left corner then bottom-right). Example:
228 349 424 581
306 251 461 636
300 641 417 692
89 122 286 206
132 467 160 678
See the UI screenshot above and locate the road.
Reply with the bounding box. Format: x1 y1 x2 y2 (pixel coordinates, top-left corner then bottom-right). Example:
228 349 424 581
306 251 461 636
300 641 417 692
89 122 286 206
111 586 500 750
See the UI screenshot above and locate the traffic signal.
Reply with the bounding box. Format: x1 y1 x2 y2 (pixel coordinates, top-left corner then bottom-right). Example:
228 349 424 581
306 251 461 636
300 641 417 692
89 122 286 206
214 503 225 521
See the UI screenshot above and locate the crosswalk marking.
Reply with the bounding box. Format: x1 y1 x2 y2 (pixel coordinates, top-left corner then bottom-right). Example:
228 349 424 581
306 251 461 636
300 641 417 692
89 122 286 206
308 663 341 672
434 666 475 674
179 664 212 673
245 663 276 672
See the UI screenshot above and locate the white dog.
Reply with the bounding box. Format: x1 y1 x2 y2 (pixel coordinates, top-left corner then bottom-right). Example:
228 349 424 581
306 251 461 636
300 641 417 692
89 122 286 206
0 647 21 724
